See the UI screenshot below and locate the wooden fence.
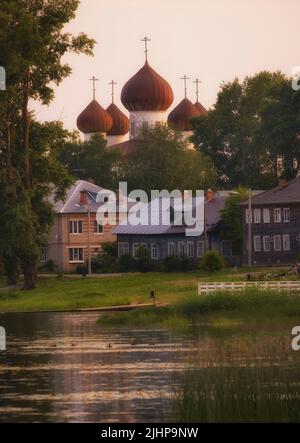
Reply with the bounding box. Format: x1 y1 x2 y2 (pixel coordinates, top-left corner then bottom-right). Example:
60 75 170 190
198 281 300 295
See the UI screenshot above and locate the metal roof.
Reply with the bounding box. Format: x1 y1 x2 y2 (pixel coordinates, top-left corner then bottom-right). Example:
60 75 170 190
240 179 300 206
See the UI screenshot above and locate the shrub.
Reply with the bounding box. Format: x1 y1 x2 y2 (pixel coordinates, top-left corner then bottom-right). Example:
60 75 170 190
163 256 183 272
40 259 58 273
75 264 88 276
117 254 138 272
198 250 226 272
91 242 118 273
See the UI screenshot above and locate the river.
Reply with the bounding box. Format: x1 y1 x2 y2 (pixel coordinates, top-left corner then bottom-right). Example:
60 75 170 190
0 312 196 423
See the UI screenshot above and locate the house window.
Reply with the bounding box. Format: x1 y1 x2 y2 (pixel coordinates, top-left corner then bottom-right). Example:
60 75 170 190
245 209 252 224
178 241 186 257
283 234 291 251
118 242 129 256
40 247 47 263
274 208 282 223
263 236 271 252
263 208 270 223
167 242 176 256
253 236 261 252
151 243 159 260
187 241 194 257
253 209 261 224
94 220 103 234
69 220 83 234
130 122 136 137
222 240 232 256
283 208 290 223
274 235 282 251
197 241 205 257
132 243 140 258
69 248 84 263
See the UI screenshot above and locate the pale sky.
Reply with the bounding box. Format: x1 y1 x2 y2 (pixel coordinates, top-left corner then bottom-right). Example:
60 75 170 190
32 0 300 132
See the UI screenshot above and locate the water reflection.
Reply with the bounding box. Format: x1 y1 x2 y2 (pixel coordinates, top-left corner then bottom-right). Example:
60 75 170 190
0 312 193 423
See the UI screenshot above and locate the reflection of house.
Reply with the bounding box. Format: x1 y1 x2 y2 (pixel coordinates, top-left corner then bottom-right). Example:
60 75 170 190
45 180 128 272
241 178 300 265
114 192 241 265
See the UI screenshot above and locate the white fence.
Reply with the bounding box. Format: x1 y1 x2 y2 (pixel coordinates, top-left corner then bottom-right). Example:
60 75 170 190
198 281 300 295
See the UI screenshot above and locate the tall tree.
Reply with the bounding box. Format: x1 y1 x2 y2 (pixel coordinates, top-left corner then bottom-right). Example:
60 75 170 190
59 134 124 190
192 71 297 189
123 125 217 195
0 0 95 289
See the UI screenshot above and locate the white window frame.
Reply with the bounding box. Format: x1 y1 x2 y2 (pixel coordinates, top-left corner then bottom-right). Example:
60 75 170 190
69 247 84 263
151 243 159 260
221 240 232 257
263 236 271 252
94 220 103 234
283 208 290 223
263 208 270 224
274 208 282 223
282 234 290 251
273 235 282 251
118 242 129 256
253 236 261 252
167 242 176 257
132 243 140 258
245 209 252 224
253 208 261 224
187 241 194 258
197 241 205 257
178 241 186 257
69 220 83 234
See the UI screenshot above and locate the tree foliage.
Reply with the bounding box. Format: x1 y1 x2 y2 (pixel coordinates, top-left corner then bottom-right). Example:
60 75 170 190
124 125 217 194
0 0 94 289
192 72 300 188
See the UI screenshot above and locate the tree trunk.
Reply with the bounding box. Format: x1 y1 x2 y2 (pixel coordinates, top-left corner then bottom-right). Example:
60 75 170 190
6 118 13 182
22 74 31 190
22 262 37 290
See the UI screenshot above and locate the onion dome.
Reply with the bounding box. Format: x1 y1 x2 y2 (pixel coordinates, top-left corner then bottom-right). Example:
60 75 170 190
168 98 201 131
194 101 208 115
77 99 113 134
121 61 174 111
106 103 129 136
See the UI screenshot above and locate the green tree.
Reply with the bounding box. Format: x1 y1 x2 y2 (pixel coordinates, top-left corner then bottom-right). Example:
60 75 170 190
124 125 217 194
220 187 248 254
192 71 297 189
59 134 124 190
0 0 95 289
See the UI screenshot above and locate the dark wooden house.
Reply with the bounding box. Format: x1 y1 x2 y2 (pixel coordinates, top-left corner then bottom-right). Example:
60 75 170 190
241 177 300 265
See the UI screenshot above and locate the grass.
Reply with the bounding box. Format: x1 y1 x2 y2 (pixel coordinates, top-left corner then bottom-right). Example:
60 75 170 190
98 289 300 329
0 266 294 313
172 337 300 422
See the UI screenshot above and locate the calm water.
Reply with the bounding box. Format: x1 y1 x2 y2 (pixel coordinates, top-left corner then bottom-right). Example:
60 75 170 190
0 312 197 423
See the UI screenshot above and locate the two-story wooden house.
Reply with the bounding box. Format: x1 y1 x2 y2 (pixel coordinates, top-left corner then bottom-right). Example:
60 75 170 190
241 178 300 265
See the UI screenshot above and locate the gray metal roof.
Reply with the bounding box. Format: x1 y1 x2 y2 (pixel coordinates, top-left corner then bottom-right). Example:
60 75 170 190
241 178 300 206
113 192 230 236
50 180 132 214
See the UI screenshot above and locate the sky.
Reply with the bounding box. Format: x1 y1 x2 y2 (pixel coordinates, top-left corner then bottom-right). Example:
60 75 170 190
32 0 300 132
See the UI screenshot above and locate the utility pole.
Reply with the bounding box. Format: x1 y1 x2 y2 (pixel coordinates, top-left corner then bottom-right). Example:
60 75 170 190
87 199 92 276
248 188 252 267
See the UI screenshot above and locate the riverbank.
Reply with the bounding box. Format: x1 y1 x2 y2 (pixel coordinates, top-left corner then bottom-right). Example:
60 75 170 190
0 267 292 313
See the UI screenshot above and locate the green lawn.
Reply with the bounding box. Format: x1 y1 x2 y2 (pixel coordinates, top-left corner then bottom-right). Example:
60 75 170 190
0 267 291 313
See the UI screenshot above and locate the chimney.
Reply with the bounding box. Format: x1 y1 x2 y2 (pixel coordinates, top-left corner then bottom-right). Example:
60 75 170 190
80 190 88 206
205 188 214 201
278 177 288 189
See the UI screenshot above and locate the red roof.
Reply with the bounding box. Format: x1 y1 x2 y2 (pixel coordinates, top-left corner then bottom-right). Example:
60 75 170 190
77 100 113 134
121 61 174 112
106 103 129 136
194 101 208 115
168 98 201 131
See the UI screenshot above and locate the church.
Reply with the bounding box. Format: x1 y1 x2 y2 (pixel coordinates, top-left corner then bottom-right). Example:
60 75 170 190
76 37 207 153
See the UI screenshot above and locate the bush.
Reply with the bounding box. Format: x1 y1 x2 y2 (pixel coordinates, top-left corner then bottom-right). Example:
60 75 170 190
163 256 183 272
117 254 137 272
198 250 226 272
91 242 118 273
75 264 88 276
39 259 58 273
